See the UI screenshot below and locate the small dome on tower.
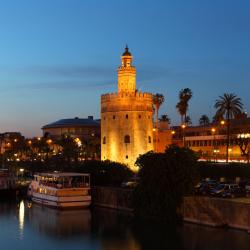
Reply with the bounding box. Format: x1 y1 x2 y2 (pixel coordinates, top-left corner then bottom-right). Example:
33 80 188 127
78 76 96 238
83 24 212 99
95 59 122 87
122 45 132 56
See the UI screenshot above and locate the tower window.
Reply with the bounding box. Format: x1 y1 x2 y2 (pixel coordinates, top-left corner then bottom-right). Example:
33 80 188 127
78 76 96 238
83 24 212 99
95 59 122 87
124 135 130 144
113 115 116 119
103 136 106 144
138 115 141 119
126 155 128 159
148 136 151 143
126 114 128 119
148 116 151 119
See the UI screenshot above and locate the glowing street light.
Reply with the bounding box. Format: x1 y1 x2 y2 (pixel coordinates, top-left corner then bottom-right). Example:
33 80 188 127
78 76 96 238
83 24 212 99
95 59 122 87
181 124 187 147
47 139 52 144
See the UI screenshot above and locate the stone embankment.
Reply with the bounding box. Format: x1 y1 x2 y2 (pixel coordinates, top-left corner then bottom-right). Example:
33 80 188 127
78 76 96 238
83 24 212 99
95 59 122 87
183 196 250 231
92 187 250 231
91 186 134 212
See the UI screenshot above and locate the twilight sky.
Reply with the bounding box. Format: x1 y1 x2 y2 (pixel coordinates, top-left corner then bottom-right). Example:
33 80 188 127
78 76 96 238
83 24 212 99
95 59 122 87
0 0 250 137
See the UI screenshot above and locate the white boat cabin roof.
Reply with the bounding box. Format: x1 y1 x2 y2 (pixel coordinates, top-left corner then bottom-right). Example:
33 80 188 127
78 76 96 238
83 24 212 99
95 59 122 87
34 172 90 178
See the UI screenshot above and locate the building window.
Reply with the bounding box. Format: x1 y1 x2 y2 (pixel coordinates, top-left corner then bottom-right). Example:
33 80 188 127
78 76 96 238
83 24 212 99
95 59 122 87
124 135 130 144
126 114 128 119
148 116 150 119
113 115 116 119
148 136 151 143
103 136 106 144
126 155 128 159
103 117 106 120
139 115 141 119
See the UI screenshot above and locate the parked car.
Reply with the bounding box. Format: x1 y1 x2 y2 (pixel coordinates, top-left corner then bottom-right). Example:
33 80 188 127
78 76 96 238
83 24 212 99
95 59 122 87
195 180 218 195
244 182 250 196
121 177 139 189
210 183 239 197
221 186 245 198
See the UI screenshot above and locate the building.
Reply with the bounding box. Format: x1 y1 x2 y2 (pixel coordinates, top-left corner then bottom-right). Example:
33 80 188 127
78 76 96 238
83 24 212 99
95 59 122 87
0 132 25 155
101 46 154 170
42 116 101 159
42 116 100 140
172 117 250 162
153 120 173 153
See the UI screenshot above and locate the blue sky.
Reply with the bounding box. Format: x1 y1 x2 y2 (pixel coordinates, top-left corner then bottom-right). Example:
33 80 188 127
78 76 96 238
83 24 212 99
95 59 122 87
0 0 250 137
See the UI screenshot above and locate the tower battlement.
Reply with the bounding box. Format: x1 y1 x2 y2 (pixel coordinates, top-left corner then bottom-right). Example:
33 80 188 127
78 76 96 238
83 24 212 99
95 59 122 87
101 91 153 102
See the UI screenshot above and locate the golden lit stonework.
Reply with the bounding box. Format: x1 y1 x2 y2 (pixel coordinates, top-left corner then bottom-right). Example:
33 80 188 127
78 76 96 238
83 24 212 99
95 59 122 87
101 46 154 171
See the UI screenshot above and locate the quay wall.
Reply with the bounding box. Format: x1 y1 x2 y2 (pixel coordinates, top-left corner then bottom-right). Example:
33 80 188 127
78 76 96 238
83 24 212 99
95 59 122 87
92 187 250 231
182 196 250 231
91 186 134 212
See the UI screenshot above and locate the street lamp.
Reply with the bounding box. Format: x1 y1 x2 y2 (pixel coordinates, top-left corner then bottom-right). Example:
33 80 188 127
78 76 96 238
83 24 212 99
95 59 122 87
228 148 232 162
213 149 220 162
211 128 216 161
220 120 225 125
181 124 186 147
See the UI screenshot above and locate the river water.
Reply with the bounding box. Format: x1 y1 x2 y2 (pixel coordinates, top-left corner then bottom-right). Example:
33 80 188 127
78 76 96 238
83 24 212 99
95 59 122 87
1 200 250 250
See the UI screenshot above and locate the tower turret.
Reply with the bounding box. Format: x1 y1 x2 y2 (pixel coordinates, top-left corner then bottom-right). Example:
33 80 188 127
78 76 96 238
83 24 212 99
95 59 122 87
117 46 136 93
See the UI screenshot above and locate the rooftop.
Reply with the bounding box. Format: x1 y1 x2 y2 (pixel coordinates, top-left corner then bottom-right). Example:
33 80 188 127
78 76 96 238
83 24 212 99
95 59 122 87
42 116 100 129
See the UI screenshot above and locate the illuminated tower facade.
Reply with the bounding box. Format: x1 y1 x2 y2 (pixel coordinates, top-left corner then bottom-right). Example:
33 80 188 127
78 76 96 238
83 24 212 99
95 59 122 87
101 46 154 170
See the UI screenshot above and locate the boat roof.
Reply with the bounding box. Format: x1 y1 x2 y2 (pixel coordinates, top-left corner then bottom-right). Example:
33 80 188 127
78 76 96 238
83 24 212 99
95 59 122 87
34 172 90 178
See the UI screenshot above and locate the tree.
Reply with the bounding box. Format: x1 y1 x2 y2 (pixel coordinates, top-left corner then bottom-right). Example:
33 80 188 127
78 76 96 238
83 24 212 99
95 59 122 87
176 88 193 124
160 114 171 124
214 93 243 162
56 135 79 165
212 112 224 123
199 115 210 127
134 146 198 222
185 115 192 126
153 93 165 124
235 134 250 163
153 93 165 152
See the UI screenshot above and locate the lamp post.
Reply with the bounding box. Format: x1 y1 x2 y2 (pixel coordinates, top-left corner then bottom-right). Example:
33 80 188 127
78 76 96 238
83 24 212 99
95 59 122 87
228 148 232 162
181 124 186 147
219 120 226 161
211 128 216 162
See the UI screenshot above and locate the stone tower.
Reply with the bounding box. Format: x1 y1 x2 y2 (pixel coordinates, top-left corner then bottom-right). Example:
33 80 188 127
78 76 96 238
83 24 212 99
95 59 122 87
101 46 154 171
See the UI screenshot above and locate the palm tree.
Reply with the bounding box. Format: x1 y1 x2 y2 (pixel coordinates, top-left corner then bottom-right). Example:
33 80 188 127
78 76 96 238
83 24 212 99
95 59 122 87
199 115 210 127
160 114 171 124
153 93 165 152
214 93 243 162
212 112 224 123
153 93 165 124
176 101 186 124
176 88 193 124
185 115 192 126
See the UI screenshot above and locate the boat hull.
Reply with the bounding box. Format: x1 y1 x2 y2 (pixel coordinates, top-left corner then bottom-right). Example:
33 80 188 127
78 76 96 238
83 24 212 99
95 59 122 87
31 193 91 209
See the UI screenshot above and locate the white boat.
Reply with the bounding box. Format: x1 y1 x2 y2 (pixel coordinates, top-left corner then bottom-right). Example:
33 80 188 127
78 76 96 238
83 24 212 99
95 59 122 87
28 172 91 209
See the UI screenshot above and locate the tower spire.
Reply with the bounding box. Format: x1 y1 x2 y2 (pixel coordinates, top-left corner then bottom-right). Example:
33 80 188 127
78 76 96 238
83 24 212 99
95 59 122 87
118 46 136 93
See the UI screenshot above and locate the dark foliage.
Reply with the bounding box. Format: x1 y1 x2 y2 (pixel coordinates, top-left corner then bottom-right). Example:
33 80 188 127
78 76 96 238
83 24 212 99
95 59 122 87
134 145 198 222
6 159 133 187
198 162 250 179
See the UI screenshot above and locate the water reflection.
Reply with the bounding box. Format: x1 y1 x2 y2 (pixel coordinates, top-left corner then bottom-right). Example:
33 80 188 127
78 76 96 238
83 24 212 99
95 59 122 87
28 204 91 238
1 200 250 250
18 200 25 239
